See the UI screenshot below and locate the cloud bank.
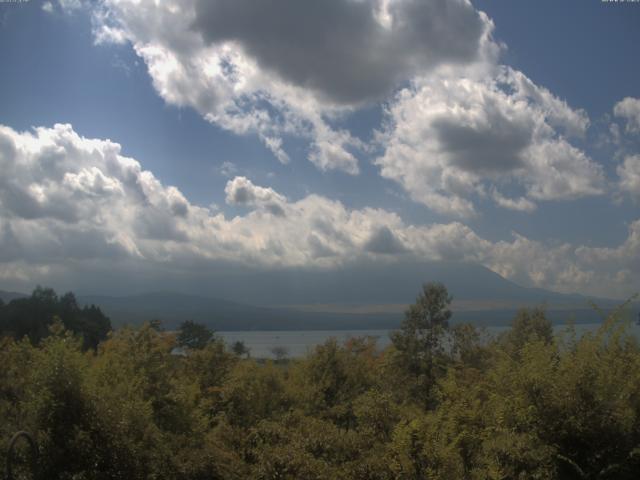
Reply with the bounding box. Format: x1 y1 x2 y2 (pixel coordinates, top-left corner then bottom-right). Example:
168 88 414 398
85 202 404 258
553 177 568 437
80 0 496 177
73 0 608 218
0 123 637 298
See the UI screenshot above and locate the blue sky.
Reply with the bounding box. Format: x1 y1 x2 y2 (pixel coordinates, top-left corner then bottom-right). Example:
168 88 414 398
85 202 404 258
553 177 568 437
0 0 639 300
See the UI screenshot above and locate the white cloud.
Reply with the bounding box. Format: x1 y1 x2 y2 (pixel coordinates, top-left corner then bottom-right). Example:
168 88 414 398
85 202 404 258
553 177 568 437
0 123 636 298
59 0 83 10
81 0 497 175
61 0 609 219
218 161 238 178
45 0 85 14
614 97 640 134
506 68 590 137
618 155 640 199
191 0 491 105
375 66 604 217
491 189 537 213
224 176 287 217
260 136 290 165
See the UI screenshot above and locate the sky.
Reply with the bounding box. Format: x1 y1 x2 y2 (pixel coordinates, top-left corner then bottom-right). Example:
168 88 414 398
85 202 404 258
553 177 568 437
0 0 639 300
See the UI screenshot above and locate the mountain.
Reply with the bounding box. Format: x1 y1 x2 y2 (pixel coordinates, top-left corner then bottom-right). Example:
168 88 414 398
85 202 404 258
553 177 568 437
4 262 633 330
75 262 632 330
77 291 617 331
0 289 27 303
77 292 401 331
202 261 613 308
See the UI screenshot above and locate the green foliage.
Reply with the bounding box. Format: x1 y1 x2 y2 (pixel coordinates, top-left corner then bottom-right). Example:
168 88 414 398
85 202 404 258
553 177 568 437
219 361 289 428
0 286 111 349
1 286 640 479
177 320 214 350
290 337 378 428
231 340 250 357
391 282 452 409
451 322 492 373
270 345 289 363
499 306 554 355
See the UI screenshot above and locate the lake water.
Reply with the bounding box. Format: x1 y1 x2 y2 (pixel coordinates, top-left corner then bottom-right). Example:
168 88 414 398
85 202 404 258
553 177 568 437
219 322 640 359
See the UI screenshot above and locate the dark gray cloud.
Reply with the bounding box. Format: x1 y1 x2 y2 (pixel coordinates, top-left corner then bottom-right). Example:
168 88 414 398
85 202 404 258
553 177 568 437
170 199 189 217
0 220 132 265
265 203 286 217
364 226 407 254
375 68 604 217
192 0 488 104
0 223 22 262
0 180 80 223
432 109 532 174
307 233 337 259
135 208 189 242
229 184 253 204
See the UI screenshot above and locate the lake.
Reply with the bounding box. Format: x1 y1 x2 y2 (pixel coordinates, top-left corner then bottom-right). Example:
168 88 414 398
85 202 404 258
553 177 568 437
219 322 640 359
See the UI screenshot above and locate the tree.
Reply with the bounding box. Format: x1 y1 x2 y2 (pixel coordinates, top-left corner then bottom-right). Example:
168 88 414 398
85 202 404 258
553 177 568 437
0 287 111 349
391 282 452 409
148 318 165 332
500 306 553 355
177 320 214 350
270 345 289 363
451 323 489 369
232 340 250 358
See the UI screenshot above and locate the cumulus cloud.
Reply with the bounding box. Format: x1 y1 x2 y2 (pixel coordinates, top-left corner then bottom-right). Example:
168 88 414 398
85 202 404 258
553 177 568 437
614 97 640 134
192 0 490 105
618 155 640 199
0 123 636 298
575 220 640 287
79 0 496 175
364 226 408 254
491 189 537 213
375 66 603 217
59 0 607 218
224 176 287 217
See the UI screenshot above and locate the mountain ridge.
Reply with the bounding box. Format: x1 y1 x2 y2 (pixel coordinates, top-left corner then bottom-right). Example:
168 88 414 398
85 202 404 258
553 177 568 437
2 262 633 330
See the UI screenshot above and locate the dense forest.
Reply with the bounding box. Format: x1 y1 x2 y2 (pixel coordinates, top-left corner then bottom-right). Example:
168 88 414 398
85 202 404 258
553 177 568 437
0 286 111 350
1 284 639 479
